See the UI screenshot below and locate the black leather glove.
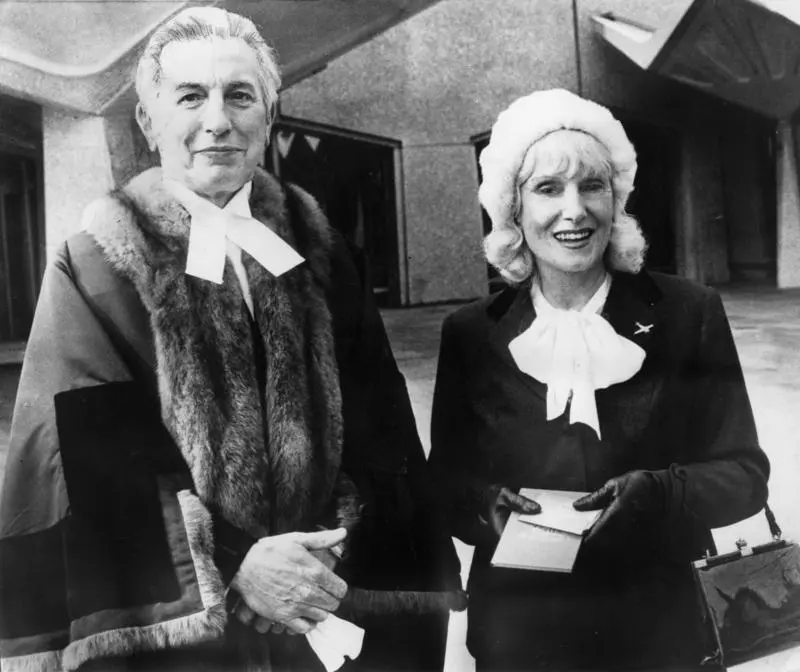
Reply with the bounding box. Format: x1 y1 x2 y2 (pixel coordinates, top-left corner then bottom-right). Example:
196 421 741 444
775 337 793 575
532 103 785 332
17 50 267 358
482 485 541 538
573 470 666 554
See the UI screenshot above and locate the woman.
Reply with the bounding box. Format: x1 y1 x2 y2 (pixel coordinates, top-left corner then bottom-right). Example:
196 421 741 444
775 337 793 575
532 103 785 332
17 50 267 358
428 89 770 671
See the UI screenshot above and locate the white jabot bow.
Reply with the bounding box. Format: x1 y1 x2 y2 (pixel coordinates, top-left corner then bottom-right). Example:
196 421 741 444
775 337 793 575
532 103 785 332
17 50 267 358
165 180 305 284
508 275 646 438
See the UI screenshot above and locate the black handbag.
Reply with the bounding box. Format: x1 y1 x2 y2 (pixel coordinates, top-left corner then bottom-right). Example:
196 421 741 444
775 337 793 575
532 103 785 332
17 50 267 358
693 505 800 669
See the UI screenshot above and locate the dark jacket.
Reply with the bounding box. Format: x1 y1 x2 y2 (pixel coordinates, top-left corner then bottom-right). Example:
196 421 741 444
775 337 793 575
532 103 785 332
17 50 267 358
429 270 769 670
0 168 460 672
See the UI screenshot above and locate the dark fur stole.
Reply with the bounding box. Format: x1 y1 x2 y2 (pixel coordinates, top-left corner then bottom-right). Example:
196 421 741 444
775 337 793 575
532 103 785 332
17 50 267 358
84 167 344 537
83 168 466 621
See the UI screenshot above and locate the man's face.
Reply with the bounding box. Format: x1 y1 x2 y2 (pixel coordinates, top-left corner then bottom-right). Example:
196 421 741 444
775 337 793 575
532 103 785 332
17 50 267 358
137 37 269 205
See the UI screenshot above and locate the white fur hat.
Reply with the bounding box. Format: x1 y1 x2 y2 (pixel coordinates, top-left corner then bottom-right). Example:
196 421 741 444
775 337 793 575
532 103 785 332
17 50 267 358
478 89 637 230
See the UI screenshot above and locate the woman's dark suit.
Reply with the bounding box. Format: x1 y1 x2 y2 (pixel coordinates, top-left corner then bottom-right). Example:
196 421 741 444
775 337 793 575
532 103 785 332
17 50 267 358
429 270 770 671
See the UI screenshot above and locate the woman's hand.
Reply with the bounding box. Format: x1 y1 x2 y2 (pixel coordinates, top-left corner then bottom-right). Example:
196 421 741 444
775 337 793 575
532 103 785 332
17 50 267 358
231 528 348 635
573 471 665 552
483 485 541 537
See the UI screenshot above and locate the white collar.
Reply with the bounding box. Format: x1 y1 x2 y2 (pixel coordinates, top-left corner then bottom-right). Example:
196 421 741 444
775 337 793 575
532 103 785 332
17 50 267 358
509 274 645 438
223 181 253 219
164 179 304 284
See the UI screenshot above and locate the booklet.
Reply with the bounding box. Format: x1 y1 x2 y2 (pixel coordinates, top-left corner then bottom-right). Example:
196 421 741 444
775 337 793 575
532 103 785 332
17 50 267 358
490 489 602 573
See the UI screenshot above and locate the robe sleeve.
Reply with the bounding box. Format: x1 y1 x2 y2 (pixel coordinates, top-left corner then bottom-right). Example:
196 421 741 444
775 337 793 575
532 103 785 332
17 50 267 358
653 289 770 542
328 238 461 594
0 240 226 672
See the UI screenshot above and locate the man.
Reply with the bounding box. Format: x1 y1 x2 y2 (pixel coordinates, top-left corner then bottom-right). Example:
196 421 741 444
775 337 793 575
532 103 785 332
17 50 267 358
0 8 460 671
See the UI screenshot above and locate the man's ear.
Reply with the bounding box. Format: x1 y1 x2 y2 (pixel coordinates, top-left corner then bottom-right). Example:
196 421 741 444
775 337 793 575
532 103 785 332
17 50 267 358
135 102 157 152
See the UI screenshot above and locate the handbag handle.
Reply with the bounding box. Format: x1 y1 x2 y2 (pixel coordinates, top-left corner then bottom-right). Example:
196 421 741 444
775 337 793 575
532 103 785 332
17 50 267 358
764 503 782 540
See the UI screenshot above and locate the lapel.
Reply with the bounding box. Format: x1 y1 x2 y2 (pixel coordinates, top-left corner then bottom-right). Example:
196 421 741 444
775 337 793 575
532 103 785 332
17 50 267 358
488 282 547 402
601 271 662 359
486 271 663 403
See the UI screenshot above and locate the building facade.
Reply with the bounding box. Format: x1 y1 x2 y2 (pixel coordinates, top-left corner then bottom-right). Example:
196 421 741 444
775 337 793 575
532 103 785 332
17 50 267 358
280 0 800 305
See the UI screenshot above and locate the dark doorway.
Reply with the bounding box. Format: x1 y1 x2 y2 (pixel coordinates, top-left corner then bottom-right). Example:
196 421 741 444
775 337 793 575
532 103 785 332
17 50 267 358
0 96 45 349
0 152 43 343
266 119 402 307
618 116 678 274
719 111 777 284
472 132 503 292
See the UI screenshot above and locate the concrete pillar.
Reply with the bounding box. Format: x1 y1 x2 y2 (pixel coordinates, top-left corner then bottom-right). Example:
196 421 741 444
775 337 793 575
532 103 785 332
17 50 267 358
402 143 486 304
776 120 800 288
42 108 114 259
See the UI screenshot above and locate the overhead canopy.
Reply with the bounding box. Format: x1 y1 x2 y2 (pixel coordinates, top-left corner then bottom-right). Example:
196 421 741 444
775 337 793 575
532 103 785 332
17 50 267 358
0 0 441 115
592 0 800 119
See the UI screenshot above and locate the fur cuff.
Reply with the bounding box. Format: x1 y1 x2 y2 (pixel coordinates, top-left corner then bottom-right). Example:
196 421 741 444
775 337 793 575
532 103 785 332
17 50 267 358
55 491 226 671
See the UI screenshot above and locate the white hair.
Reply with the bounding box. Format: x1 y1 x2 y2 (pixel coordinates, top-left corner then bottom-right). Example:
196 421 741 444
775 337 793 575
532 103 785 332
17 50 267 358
479 89 647 284
135 7 281 122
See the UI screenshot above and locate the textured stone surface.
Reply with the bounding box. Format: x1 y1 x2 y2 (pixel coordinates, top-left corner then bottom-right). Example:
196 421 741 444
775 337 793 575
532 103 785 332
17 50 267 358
402 144 486 304
282 0 581 304
42 109 113 259
281 0 579 144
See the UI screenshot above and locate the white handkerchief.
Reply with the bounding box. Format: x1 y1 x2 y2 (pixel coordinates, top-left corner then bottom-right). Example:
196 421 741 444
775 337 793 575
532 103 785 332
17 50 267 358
305 615 365 672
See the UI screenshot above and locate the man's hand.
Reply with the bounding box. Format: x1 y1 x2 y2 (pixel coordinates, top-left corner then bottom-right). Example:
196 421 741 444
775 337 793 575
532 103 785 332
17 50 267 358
573 471 665 552
484 485 541 538
231 528 348 635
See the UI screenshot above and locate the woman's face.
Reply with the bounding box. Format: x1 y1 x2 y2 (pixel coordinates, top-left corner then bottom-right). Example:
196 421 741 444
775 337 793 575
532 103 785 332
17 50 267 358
518 131 614 278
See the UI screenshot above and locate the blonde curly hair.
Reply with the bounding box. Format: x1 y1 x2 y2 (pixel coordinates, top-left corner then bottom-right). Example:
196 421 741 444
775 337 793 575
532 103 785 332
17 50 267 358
480 89 647 284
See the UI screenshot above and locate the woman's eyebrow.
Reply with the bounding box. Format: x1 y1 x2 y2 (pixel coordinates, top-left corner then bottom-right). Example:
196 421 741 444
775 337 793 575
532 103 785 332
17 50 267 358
529 173 563 181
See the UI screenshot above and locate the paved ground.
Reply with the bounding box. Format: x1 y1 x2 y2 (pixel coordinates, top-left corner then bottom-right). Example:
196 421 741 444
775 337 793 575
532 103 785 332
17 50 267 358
1 286 799 670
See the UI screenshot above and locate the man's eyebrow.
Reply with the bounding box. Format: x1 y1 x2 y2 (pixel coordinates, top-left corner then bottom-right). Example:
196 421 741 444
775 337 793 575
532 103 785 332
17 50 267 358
226 80 257 90
173 82 204 91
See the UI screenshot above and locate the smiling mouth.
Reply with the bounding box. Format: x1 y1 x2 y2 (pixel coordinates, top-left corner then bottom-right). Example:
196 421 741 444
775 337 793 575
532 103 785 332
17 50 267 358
554 229 594 243
197 147 242 154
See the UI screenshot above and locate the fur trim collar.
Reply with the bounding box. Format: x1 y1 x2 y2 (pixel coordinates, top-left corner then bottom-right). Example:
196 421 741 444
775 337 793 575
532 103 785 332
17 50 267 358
85 167 343 536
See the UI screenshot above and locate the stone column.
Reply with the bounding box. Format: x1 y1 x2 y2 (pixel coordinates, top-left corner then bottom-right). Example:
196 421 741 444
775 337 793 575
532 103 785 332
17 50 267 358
776 120 800 289
402 143 487 304
42 108 114 259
